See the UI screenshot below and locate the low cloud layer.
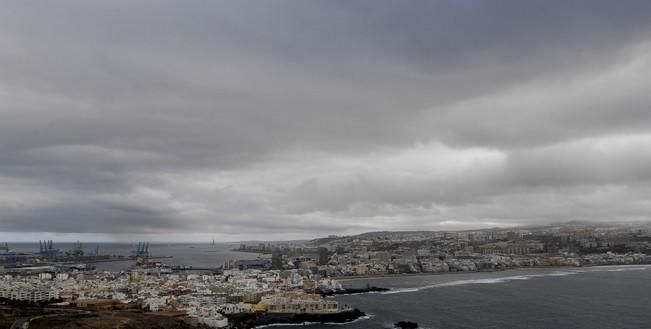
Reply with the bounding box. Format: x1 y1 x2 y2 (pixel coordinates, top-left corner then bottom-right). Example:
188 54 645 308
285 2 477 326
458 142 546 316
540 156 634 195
1 1 651 241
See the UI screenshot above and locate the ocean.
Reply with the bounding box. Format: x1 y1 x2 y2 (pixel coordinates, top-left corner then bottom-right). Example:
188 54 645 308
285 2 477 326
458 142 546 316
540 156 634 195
307 266 651 329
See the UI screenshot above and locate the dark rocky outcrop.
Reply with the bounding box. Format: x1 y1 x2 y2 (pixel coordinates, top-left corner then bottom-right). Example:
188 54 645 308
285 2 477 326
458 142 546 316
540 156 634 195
227 309 366 329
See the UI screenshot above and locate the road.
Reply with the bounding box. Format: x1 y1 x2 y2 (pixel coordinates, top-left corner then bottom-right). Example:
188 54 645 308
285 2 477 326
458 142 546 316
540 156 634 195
10 308 92 329
10 316 38 329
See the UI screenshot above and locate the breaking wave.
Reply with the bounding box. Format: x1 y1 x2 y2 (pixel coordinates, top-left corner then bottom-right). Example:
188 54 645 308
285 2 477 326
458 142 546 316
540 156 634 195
381 266 649 295
381 270 581 295
589 266 649 272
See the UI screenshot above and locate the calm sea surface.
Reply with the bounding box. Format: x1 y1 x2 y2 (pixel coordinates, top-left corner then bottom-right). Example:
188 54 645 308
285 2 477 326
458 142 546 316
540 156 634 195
7 243 651 328
310 266 651 329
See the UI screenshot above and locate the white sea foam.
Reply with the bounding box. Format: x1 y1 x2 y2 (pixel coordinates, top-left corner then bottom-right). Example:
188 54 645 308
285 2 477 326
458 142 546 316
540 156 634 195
380 270 582 295
332 291 384 297
379 266 651 296
381 287 422 294
602 267 648 272
545 270 580 276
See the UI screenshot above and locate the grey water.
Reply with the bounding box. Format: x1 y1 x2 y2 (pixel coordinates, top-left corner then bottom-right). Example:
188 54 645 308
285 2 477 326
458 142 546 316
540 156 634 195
7 242 267 271
288 266 651 329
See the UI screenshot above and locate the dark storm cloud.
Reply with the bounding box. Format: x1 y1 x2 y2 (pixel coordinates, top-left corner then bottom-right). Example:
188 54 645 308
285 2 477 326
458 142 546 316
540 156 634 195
1 0 651 239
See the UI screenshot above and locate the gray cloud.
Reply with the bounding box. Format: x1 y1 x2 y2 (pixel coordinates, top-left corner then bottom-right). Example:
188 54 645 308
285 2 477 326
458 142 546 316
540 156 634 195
1 0 651 240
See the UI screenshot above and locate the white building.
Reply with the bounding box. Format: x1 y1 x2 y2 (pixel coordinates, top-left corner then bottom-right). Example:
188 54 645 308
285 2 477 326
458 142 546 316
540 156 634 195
1 288 59 302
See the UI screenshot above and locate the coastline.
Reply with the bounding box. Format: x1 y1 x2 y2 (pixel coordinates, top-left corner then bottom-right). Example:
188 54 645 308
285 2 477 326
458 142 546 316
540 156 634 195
317 286 389 297
226 309 366 329
335 263 651 282
250 314 372 329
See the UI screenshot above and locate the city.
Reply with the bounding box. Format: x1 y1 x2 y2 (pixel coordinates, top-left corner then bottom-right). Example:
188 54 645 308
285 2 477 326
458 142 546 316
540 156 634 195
2 222 651 328
2 1 651 328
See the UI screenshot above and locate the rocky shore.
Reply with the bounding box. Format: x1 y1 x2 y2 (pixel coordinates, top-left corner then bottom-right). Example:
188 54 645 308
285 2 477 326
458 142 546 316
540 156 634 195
316 286 389 297
226 309 366 329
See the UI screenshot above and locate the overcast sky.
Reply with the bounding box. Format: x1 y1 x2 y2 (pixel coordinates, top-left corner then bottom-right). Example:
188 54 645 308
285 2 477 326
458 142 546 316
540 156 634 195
1 1 651 242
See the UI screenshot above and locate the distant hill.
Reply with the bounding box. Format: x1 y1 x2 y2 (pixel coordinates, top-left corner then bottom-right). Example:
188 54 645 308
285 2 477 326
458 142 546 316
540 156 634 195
307 221 651 246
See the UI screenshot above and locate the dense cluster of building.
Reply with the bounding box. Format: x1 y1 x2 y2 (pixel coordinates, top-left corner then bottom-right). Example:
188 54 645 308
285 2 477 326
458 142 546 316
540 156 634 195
0 267 352 328
251 223 651 277
2 223 651 328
